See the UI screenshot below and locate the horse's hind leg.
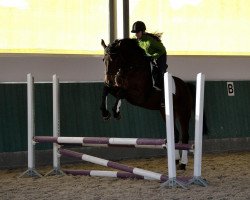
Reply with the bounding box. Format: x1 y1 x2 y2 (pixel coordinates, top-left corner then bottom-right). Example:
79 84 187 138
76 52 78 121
160 108 181 166
177 113 191 170
174 123 181 165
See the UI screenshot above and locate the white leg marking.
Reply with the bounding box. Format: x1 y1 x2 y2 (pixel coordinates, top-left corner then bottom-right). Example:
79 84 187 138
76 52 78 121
180 150 188 165
116 100 121 113
105 96 108 110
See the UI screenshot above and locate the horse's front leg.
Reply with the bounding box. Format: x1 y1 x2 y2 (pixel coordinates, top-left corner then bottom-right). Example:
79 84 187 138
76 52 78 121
112 98 122 120
174 116 188 170
112 88 126 120
174 123 181 166
100 85 111 120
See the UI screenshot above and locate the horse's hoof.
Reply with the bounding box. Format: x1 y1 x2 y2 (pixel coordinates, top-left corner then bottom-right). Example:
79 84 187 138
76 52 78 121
177 163 186 170
113 112 121 120
102 111 111 121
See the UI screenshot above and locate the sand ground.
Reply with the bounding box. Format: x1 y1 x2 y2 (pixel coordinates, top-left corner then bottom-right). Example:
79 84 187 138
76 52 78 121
0 151 249 200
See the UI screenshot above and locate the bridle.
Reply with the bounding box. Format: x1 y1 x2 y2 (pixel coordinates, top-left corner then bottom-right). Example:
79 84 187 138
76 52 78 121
103 49 126 76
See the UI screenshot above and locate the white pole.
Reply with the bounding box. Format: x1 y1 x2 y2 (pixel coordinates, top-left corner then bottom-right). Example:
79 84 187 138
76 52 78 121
165 72 176 179
194 73 205 177
53 74 60 169
19 74 41 177
27 73 35 170
189 73 207 186
45 74 64 176
161 72 186 188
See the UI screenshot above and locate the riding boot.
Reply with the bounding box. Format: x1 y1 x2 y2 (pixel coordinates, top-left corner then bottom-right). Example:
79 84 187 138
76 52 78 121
152 66 165 107
161 90 165 107
150 60 162 91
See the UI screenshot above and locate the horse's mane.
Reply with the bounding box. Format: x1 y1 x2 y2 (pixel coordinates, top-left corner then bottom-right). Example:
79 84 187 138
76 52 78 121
106 38 147 58
105 39 120 54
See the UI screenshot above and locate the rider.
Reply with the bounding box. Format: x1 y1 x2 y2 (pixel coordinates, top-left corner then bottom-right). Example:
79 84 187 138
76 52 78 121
131 21 168 92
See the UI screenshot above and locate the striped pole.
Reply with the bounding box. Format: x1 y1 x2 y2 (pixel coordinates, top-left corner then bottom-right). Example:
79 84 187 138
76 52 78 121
64 170 156 180
64 169 190 183
33 136 193 151
59 148 169 182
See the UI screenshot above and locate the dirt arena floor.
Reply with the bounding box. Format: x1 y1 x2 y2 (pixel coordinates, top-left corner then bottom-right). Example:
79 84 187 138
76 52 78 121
0 151 249 200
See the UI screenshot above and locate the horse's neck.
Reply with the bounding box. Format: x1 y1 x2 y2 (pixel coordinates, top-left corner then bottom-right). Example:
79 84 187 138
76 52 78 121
123 54 148 69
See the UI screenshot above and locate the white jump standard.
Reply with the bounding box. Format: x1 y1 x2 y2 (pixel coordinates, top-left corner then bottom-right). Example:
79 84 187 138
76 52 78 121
46 74 64 176
188 73 207 186
161 72 187 188
19 74 42 178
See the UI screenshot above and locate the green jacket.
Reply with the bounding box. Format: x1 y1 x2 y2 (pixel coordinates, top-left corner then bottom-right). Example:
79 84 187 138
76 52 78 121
138 34 166 59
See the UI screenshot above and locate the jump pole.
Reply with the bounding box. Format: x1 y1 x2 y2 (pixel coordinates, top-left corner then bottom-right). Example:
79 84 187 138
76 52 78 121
63 169 156 180
19 74 42 177
188 73 208 186
63 170 189 183
33 136 193 151
59 148 170 182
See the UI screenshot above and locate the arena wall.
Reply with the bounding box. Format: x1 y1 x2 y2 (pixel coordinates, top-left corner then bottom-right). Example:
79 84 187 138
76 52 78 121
0 55 249 168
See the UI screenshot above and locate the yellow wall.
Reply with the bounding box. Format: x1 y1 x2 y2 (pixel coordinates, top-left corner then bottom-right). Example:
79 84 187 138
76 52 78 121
0 0 109 54
0 0 249 55
130 0 250 55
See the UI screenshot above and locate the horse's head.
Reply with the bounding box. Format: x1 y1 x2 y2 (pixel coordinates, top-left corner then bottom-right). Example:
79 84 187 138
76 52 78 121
101 39 124 86
101 38 148 87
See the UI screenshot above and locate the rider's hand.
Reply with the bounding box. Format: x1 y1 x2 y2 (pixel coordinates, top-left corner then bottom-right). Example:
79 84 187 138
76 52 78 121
145 55 153 61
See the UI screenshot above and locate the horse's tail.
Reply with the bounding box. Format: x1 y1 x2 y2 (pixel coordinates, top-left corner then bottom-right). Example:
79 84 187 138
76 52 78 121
187 83 208 135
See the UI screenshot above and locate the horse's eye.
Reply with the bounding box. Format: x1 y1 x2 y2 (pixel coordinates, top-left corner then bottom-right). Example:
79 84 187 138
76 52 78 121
102 58 104 62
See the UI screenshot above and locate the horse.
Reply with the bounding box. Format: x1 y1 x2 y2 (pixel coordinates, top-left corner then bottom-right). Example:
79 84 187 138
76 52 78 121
100 38 193 170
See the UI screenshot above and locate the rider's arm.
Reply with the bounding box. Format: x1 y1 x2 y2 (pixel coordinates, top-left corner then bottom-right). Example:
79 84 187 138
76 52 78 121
138 34 166 60
148 36 166 60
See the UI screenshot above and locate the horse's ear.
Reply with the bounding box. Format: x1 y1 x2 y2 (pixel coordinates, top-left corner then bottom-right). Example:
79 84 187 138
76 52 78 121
117 40 122 47
101 39 107 49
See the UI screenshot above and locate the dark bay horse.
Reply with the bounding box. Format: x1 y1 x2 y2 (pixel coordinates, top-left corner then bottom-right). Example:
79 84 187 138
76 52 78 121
100 38 193 170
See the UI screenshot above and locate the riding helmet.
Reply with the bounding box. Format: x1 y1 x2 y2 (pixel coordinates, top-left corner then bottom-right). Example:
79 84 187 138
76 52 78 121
131 21 146 33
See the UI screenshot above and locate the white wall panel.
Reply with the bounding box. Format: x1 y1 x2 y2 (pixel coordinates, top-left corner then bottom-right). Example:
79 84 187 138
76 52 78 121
0 55 249 82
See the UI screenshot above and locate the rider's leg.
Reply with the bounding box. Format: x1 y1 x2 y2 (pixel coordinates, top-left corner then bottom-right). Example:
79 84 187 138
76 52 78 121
150 60 161 90
156 53 167 88
156 53 167 106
